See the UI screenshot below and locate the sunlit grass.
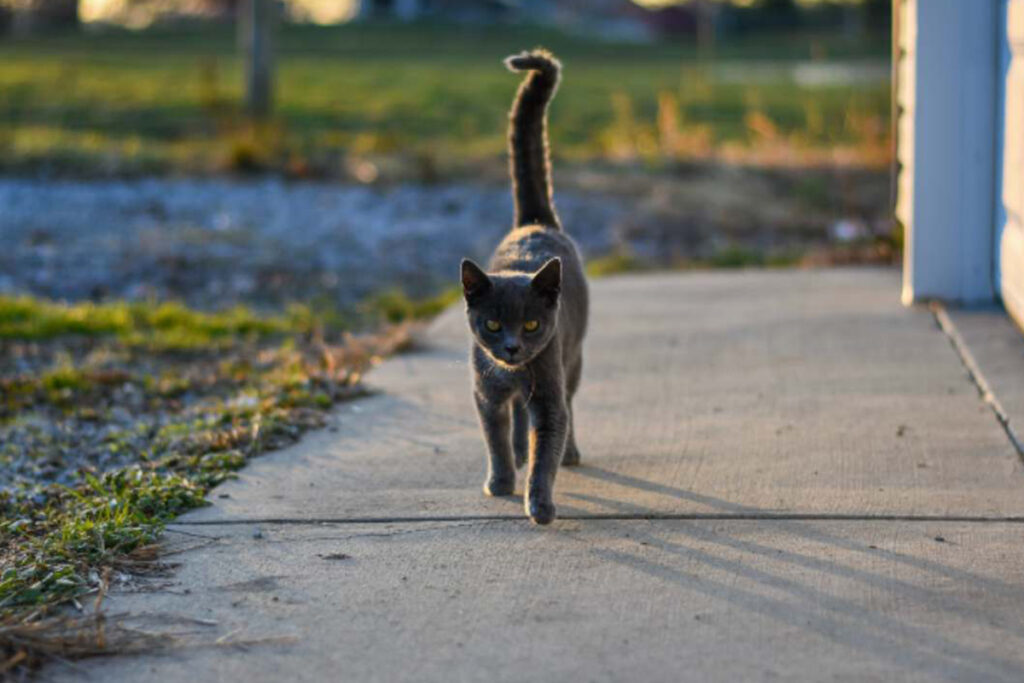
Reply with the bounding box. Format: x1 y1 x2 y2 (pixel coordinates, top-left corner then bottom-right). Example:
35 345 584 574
586 245 806 278
0 296 317 350
362 287 461 324
0 23 890 176
0 291 444 655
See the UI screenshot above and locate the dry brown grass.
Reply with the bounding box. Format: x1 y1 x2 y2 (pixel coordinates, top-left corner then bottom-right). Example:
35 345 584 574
0 320 426 679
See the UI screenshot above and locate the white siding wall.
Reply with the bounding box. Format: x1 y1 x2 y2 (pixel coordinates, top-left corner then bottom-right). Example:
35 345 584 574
1002 0 1024 326
898 0 999 305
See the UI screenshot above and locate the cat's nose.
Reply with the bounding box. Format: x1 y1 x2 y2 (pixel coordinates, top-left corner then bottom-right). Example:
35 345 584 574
505 344 521 357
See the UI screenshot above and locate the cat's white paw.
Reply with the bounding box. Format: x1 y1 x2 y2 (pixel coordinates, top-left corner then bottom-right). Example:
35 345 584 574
484 476 515 497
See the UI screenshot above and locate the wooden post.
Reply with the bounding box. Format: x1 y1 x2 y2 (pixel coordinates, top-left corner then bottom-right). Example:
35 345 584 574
239 0 275 119
695 1 719 61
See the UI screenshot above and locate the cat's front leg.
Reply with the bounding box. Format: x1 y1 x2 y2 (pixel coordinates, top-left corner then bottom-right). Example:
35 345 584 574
475 392 516 496
525 396 568 525
512 399 529 469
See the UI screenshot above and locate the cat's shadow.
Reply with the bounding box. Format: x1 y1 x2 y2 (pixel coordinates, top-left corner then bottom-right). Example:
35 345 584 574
563 464 1022 597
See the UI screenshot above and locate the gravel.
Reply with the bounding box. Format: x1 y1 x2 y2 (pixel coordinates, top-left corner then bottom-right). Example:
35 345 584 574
0 178 627 310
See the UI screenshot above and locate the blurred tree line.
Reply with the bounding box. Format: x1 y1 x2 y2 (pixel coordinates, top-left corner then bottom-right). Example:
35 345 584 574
716 0 890 36
0 0 78 33
657 0 889 47
0 0 889 119
0 0 891 36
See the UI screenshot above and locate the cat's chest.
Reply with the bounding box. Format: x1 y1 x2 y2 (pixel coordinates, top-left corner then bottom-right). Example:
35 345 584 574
486 364 533 397
473 351 533 397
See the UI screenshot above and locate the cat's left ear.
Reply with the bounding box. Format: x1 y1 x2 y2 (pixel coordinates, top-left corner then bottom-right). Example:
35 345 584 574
531 257 561 306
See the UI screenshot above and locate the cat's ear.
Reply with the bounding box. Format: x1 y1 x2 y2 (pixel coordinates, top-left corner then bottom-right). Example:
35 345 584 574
461 259 491 302
531 257 561 306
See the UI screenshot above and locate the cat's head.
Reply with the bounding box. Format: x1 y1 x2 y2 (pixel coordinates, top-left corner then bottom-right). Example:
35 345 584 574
460 257 561 368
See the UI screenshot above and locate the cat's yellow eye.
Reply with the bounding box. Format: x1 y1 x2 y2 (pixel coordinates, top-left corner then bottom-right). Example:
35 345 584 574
485 320 502 332
524 320 540 332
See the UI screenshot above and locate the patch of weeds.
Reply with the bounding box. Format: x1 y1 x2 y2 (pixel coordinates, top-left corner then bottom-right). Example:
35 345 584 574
222 121 288 175
1 469 205 610
39 365 87 394
706 245 766 268
799 236 898 267
362 287 461 324
0 296 318 351
587 246 804 277
763 249 805 268
0 294 416 675
697 246 804 269
586 249 650 278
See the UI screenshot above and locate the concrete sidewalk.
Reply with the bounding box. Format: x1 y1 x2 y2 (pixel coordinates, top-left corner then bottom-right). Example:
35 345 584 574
54 269 1024 682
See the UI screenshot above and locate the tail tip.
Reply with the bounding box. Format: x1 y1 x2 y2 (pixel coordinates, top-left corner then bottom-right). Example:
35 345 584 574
504 49 561 76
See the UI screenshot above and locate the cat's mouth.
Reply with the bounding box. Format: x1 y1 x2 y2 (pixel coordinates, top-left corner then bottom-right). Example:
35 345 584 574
488 350 528 370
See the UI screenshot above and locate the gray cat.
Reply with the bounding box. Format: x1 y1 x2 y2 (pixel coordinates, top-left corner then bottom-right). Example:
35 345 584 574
460 50 588 525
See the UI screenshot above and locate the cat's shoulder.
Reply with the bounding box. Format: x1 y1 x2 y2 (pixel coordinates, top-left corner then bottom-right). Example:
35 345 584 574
495 224 579 263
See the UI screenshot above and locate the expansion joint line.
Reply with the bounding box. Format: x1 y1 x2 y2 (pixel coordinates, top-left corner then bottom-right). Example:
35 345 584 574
173 513 1024 526
931 303 1024 465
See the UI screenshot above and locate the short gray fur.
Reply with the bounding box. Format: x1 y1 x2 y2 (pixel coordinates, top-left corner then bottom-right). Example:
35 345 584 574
460 50 588 525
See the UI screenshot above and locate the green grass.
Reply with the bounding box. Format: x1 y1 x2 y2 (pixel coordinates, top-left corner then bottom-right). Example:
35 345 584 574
0 297 322 616
0 22 891 176
586 249 649 277
363 286 461 324
586 245 805 278
0 296 315 350
1 469 206 609
0 289 453 656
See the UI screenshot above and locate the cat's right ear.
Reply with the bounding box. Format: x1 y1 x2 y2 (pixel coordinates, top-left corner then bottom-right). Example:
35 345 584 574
461 259 491 303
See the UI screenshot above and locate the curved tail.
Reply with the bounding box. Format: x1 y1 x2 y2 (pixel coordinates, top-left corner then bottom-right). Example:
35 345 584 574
504 49 561 230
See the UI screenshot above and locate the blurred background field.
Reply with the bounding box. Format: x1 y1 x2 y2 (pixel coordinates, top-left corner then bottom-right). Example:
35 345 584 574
0 21 889 177
0 8 895 312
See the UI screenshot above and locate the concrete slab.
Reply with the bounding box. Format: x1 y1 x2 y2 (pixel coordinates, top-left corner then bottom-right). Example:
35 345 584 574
53 520 1024 683
188 269 1024 522
43 268 1024 682
946 306 1024 452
